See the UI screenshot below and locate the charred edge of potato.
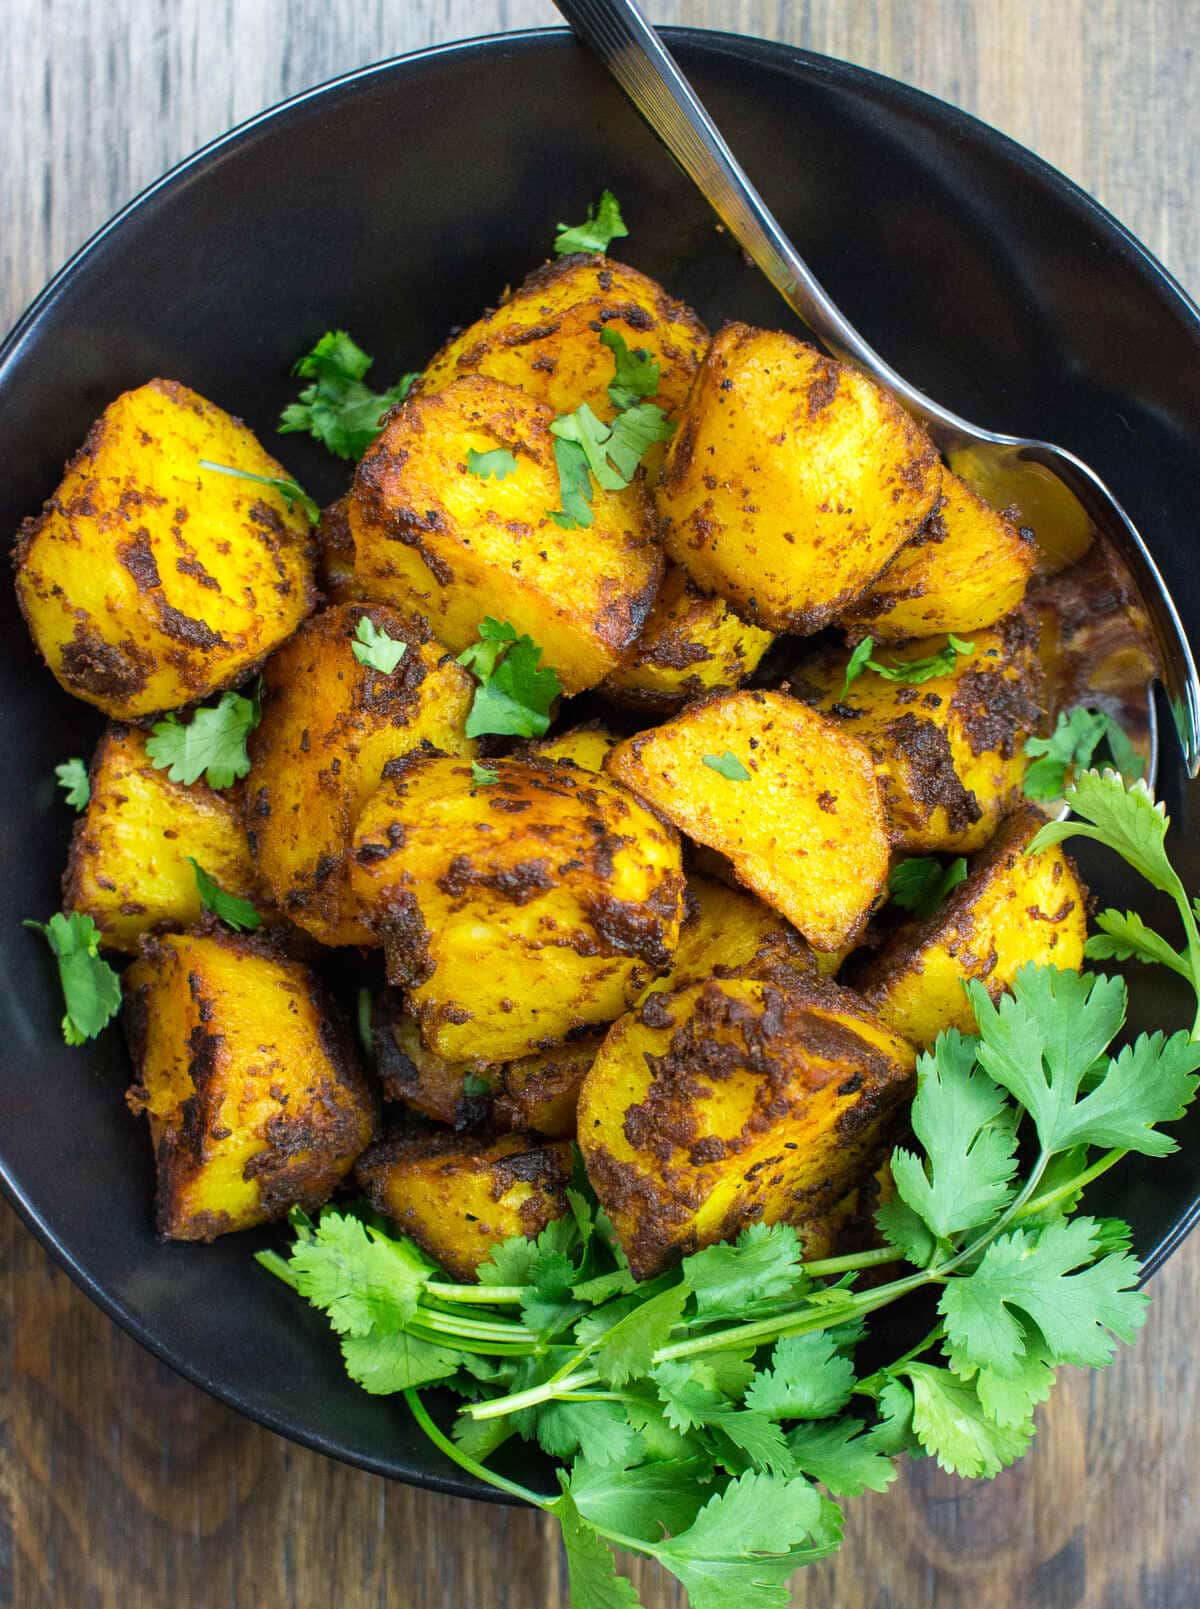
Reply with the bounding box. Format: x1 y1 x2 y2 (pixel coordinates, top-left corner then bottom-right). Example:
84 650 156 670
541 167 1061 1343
314 496 364 603
123 929 378 1241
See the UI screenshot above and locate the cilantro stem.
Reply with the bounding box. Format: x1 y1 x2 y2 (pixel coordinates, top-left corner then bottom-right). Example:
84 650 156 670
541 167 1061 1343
469 1367 601 1419
424 1281 527 1305
413 1309 534 1343
403 1389 552 1509
803 1246 905 1277
407 1323 539 1358
1015 1146 1126 1220
855 1322 945 1397
255 1249 300 1290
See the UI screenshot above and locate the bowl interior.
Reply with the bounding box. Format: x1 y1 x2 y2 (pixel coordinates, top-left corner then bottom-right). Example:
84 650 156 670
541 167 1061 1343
1 27 1199 1497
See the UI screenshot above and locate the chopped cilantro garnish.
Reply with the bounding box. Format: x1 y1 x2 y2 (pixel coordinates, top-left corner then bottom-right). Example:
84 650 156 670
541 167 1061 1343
841 633 974 699
600 328 660 410
457 619 561 740
470 762 500 788
553 190 629 256
702 751 751 781
466 447 518 481
1023 705 1144 800
55 757 90 812
145 687 261 789
188 859 261 932
351 616 407 674
888 855 968 919
24 911 121 1045
279 330 417 461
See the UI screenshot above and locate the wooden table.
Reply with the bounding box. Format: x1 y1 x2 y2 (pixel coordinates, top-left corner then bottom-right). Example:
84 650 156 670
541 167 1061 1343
2 3 1198 1604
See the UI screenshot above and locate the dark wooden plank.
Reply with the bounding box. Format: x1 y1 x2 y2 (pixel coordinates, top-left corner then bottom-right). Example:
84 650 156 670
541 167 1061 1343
1 2 1198 1606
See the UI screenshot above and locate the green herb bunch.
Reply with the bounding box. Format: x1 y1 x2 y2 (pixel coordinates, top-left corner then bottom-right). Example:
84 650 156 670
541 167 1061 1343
262 770 1200 1608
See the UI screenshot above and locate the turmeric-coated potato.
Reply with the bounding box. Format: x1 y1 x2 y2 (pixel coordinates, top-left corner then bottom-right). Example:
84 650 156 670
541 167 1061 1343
655 324 941 632
355 1128 573 1281
525 722 617 774
350 751 685 1061
370 990 596 1139
415 253 707 424
646 874 814 998
842 472 1037 641
603 566 775 714
246 602 475 946
578 974 915 1277
798 613 1043 853
124 932 377 1241
314 497 364 603
14 379 317 718
855 807 1088 1047
64 725 258 952
606 689 890 951
347 376 663 695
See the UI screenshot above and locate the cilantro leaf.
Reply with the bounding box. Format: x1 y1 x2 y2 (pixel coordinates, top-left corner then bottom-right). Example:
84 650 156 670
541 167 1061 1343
901 1362 1034 1478
351 615 407 674
867 1378 919 1458
466 447 518 481
947 1326 1057 1428
710 1412 795 1476
285 1210 431 1335
1029 770 1183 899
547 338 674 525
601 328 661 410
1084 908 1191 979
702 751 751 781
549 436 596 529
340 1328 461 1394
575 1284 689 1387
553 1484 645 1609
23 911 121 1044
652 1471 827 1608
458 620 561 740
198 459 320 523
534 1399 642 1466
146 688 260 789
840 637 875 699
1023 706 1143 800
743 1333 856 1421
604 402 675 480
938 1218 1147 1374
552 402 627 491
55 757 89 811
889 1029 1019 1240
461 1072 491 1097
682 1223 807 1320
470 762 499 788
873 1198 937 1268
843 635 974 698
520 1249 588 1338
786 1418 899 1496
188 859 261 932
279 330 415 460
888 855 968 919
969 965 1200 1155
569 1455 712 1542
554 190 629 256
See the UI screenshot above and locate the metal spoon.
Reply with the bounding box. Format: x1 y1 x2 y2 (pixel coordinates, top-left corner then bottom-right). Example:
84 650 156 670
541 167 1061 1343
551 0 1200 778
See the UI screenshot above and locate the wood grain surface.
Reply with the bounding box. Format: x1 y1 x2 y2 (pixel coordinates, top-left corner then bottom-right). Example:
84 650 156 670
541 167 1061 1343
2 2 1198 1605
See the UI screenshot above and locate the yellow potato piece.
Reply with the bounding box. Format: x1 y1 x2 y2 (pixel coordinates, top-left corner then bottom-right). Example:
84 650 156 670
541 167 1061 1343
526 722 617 774
655 324 941 632
64 725 257 952
603 565 775 713
645 873 815 997
798 614 1043 853
606 689 890 951
347 376 663 695
416 253 707 424
15 379 317 718
246 601 475 946
578 975 914 1277
350 751 685 1061
856 807 1088 1046
355 1129 572 1282
843 470 1037 641
124 932 377 1241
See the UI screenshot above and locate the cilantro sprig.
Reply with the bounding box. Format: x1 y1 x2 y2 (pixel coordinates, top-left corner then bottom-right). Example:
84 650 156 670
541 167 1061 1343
188 860 261 932
55 757 90 812
841 634 974 700
1022 705 1143 800
146 685 261 789
888 855 968 919
457 619 561 740
24 912 121 1045
351 616 407 674
554 190 629 256
279 330 418 461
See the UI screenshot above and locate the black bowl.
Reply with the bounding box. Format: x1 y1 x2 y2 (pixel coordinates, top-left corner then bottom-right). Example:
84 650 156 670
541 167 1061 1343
2 26 1199 1500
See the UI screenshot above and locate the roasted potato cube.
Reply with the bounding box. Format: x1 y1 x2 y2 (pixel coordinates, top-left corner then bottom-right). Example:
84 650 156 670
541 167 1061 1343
578 975 914 1277
64 725 257 952
246 602 475 946
526 722 617 774
855 807 1088 1046
647 873 814 997
350 751 685 1061
842 472 1037 641
355 1129 573 1281
371 989 595 1139
314 496 364 604
347 376 663 696
603 566 775 713
124 932 377 1240
606 689 889 951
14 379 317 718
655 324 941 632
798 614 1042 853
415 254 707 425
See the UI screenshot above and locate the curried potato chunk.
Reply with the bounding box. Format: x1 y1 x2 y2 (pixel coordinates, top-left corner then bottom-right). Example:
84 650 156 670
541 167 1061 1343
14 379 317 718
603 566 775 713
646 874 815 997
124 932 377 1241
606 689 889 951
347 376 663 695
314 497 364 604
370 989 597 1139
842 472 1037 641
797 613 1043 853
578 974 915 1277
355 1128 573 1281
415 253 707 424
655 324 941 632
526 722 617 774
246 602 475 946
64 725 257 952
350 751 685 1061
855 807 1088 1047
